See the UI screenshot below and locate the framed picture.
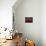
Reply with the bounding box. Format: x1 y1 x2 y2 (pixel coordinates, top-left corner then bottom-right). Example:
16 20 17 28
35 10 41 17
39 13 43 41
25 17 33 23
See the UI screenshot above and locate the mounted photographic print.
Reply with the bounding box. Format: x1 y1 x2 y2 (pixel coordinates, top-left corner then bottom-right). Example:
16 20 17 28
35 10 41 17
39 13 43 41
25 17 33 23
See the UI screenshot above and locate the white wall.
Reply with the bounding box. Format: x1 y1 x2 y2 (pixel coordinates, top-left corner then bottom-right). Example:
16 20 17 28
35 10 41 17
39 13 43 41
41 0 46 46
0 0 16 30
13 0 41 46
